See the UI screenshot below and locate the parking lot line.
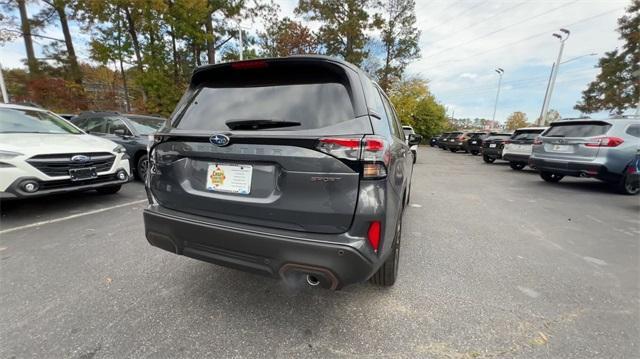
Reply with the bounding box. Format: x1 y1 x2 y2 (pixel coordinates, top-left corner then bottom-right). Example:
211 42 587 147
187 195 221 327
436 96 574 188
0 199 147 235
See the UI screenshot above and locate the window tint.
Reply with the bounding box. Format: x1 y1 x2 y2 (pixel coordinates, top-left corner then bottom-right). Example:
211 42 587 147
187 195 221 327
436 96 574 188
0 108 81 134
127 116 164 135
106 117 132 135
82 117 108 134
176 83 354 131
512 130 543 141
626 124 640 138
380 92 402 139
545 122 611 137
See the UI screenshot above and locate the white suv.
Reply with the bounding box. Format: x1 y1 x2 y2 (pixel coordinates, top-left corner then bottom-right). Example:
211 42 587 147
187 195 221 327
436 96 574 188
402 125 419 163
0 104 131 199
502 127 547 170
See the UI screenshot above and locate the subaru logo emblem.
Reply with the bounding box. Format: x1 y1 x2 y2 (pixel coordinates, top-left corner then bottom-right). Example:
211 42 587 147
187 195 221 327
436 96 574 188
71 155 90 163
209 134 230 147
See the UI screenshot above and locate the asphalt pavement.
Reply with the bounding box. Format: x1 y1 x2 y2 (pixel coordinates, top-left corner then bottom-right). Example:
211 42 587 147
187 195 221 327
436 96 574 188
1 147 638 358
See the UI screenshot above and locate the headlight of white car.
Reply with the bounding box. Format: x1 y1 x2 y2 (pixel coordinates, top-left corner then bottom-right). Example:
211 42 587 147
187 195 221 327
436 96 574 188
0 150 23 159
113 145 127 154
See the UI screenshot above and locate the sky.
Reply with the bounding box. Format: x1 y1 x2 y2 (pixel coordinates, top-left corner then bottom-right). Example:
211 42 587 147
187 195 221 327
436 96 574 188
0 0 633 122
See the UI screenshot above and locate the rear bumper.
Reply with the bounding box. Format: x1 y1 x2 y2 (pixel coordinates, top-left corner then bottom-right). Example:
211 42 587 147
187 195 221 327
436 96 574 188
502 153 529 163
448 143 465 151
143 205 378 289
529 158 619 181
482 148 502 158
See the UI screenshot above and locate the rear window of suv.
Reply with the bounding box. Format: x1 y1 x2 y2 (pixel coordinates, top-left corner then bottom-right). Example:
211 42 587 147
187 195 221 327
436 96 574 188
544 122 611 137
512 130 543 140
174 65 355 131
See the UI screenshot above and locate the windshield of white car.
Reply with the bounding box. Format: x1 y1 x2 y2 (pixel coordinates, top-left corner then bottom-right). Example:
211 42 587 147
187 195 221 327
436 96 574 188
127 116 165 135
0 108 82 134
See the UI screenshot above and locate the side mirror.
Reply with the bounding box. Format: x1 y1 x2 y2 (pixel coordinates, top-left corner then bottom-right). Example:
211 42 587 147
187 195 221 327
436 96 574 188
114 129 127 137
408 134 422 146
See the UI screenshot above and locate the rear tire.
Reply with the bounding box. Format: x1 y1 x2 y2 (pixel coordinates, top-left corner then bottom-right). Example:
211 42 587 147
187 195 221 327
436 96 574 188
450 148 457 153
540 171 563 183
616 173 639 195
471 150 479 156
96 185 122 195
510 162 526 170
370 213 402 287
136 155 149 181
483 155 495 163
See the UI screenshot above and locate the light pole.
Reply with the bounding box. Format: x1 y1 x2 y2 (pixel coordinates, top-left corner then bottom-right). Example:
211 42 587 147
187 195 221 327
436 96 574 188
539 28 570 126
0 62 8 104
492 68 504 122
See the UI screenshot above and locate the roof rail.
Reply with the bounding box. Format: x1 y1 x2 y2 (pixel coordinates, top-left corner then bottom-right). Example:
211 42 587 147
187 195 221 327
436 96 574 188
609 114 639 119
559 116 591 120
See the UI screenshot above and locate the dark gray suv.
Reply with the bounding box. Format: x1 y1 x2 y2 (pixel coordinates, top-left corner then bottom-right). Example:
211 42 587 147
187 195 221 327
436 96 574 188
143 56 420 289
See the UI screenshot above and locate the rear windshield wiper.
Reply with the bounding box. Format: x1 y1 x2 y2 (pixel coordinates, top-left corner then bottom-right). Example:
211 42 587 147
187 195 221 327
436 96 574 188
225 119 301 130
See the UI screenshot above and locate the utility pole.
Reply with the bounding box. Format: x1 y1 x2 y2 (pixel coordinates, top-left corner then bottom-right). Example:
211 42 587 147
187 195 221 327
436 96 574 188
238 22 244 61
492 68 504 122
540 28 570 125
0 62 8 104
538 62 555 125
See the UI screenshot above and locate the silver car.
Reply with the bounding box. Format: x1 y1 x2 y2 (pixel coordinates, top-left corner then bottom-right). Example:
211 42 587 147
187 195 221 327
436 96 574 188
530 117 640 195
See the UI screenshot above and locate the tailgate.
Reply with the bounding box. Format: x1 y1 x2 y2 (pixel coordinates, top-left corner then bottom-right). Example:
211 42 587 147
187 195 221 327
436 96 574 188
150 137 360 234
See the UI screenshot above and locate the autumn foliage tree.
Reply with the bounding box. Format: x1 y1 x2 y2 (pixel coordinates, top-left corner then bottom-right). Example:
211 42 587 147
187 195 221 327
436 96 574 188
505 111 529 131
388 78 448 138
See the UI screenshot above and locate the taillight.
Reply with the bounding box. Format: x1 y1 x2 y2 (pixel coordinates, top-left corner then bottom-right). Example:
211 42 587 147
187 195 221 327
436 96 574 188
367 221 381 252
317 137 361 160
584 136 624 147
317 136 389 178
533 137 542 145
230 60 268 70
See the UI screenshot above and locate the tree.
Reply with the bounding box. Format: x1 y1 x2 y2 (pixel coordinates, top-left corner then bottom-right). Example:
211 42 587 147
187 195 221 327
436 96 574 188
575 0 639 114
373 0 420 91
388 78 448 138
296 0 372 66
37 0 83 85
259 17 319 57
505 111 529 131
536 109 561 125
15 0 39 74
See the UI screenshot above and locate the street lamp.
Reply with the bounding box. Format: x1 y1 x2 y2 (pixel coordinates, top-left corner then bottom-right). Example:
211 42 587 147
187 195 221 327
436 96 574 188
0 62 8 104
539 28 570 126
492 68 504 122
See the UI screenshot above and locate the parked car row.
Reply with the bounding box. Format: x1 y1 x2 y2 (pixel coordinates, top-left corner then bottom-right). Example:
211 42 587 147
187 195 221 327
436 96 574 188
433 117 639 195
0 103 165 199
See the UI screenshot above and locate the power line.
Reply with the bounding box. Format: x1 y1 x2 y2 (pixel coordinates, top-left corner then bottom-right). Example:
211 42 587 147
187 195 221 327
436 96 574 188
439 74 596 101
422 0 581 61
421 0 489 35
426 1 529 48
422 7 623 71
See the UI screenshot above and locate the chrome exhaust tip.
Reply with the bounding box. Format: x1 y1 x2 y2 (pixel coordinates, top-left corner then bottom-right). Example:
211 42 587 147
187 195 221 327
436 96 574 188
306 274 320 286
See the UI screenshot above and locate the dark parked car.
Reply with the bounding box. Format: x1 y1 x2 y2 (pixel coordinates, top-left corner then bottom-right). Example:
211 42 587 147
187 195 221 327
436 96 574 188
144 56 419 289
448 131 477 153
463 132 492 155
436 132 452 149
429 134 440 147
530 118 640 195
482 133 512 163
71 112 166 180
440 132 462 150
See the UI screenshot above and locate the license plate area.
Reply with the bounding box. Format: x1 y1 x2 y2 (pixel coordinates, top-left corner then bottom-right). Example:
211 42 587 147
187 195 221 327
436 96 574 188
206 163 253 194
69 167 97 181
489 144 497 148
550 144 573 153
